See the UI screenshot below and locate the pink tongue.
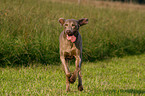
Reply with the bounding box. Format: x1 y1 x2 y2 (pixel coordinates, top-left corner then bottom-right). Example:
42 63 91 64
67 35 76 42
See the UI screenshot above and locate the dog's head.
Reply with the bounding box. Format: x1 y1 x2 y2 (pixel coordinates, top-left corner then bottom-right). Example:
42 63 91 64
59 18 88 36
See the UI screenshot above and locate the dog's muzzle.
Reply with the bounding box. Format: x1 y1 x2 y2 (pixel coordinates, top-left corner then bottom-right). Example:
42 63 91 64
66 30 73 36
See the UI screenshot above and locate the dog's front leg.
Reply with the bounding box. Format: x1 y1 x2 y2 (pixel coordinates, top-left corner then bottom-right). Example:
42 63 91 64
69 56 81 84
60 56 71 91
70 55 83 91
78 68 83 91
65 59 70 91
60 56 71 77
66 75 70 91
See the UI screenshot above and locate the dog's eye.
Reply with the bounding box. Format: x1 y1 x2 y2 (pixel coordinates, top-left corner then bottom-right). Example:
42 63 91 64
72 24 75 27
65 24 68 26
72 24 76 28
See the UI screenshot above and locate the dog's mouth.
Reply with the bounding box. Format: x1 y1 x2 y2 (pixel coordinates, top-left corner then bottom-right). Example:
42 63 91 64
66 35 76 43
66 31 74 36
67 33 73 36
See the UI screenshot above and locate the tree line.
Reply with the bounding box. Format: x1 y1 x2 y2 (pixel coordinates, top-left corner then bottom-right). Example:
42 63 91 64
109 0 145 4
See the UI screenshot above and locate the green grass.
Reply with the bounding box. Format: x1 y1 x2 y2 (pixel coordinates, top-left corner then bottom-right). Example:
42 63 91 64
0 0 145 66
0 0 145 95
0 54 145 95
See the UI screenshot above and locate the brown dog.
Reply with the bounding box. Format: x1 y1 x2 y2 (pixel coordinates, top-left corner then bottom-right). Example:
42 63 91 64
59 18 88 91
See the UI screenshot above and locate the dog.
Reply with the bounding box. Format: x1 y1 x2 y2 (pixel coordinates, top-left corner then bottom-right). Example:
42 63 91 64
59 18 88 91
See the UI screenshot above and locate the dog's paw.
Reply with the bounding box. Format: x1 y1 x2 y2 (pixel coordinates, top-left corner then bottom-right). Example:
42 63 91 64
69 74 77 84
78 85 83 91
69 77 76 84
66 73 71 78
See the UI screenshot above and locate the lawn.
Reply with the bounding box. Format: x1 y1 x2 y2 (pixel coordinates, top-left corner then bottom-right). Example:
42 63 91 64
0 0 145 95
0 54 145 95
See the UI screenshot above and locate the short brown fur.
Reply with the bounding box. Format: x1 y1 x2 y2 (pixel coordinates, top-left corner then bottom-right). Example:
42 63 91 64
59 18 88 91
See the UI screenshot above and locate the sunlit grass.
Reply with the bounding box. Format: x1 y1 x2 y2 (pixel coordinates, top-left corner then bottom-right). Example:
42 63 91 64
0 54 145 95
0 0 145 95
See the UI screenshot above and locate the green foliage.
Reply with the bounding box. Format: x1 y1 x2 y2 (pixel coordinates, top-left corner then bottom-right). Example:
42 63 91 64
0 0 145 66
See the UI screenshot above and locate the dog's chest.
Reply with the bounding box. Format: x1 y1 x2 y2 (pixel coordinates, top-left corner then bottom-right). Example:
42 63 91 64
63 42 76 53
62 42 77 58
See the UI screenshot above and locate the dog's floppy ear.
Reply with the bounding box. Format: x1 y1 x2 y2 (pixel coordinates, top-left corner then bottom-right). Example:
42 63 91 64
78 18 88 26
59 18 65 26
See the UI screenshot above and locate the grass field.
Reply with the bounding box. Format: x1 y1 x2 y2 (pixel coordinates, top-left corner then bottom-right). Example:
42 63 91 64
0 0 145 95
0 54 145 95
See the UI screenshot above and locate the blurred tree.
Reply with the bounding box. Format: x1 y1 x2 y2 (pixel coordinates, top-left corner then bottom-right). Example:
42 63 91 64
107 0 145 4
138 0 145 4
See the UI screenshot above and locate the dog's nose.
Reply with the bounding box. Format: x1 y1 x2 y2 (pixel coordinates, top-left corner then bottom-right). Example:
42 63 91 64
66 30 71 34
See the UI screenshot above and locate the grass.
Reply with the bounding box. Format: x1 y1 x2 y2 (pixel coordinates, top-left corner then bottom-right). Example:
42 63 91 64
0 54 145 95
0 0 145 95
0 0 145 66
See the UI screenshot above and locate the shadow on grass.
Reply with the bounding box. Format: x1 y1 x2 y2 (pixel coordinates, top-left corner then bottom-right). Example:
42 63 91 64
104 89 145 95
1 52 145 68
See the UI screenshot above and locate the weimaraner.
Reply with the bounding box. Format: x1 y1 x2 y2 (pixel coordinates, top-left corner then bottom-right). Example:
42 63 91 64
59 18 88 91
